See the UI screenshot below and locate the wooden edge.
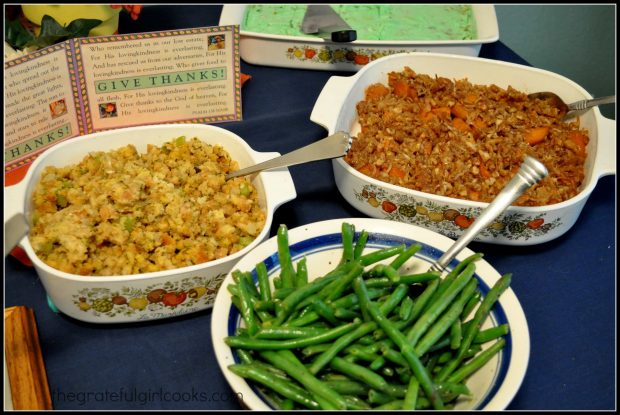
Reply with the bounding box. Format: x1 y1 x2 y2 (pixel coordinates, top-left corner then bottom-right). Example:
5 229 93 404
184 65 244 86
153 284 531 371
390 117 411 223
5 306 53 410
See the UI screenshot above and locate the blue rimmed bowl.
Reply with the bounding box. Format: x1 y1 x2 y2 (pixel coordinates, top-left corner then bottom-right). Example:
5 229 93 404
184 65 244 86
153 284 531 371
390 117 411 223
212 217 529 410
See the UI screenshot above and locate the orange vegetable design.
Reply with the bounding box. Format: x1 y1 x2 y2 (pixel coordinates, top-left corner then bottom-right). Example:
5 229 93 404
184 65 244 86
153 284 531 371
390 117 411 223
527 218 545 229
381 200 397 213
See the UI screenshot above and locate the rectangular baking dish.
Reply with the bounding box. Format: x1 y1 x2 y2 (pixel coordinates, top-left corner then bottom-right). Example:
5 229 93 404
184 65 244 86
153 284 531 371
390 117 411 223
219 5 499 71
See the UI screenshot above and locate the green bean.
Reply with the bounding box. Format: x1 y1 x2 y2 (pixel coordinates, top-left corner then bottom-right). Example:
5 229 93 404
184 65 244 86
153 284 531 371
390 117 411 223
285 288 389 328
330 356 393 395
273 287 296 300
312 298 339 326
369 356 386 371
301 343 332 358
380 347 408 367
402 377 419 410
474 324 509 344
358 244 406 267
346 347 382 363
309 321 377 375
390 243 422 270
372 399 404 410
260 350 347 410
254 326 329 339
368 389 394 405
225 320 360 349
237 273 259 336
273 275 282 290
333 307 361 321
450 320 462 350
461 289 481 320
340 222 355 265
353 230 369 259
276 224 296 289
323 379 370 396
279 398 295 410
435 273 511 382
424 253 482 312
409 278 439 322
343 394 372 410
414 277 478 356
323 261 364 302
406 262 476 347
273 273 341 326
369 263 401 283
228 363 320 410
295 256 308 287
235 348 254 364
447 338 506 384
378 283 409 317
353 276 444 410
399 296 414 321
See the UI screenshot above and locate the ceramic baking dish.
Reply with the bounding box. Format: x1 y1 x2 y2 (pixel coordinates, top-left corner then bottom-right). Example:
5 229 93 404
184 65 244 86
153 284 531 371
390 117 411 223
310 52 616 245
218 5 499 71
4 124 296 323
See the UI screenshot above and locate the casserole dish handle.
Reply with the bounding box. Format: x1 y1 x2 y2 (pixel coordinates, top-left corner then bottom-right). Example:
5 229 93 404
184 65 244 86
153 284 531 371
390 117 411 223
255 151 298 209
4 180 28 256
594 116 616 177
310 75 357 131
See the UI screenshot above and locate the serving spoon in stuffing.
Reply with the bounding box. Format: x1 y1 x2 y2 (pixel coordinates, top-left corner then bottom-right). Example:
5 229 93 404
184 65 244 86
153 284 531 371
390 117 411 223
527 92 615 121
226 131 352 180
428 156 548 273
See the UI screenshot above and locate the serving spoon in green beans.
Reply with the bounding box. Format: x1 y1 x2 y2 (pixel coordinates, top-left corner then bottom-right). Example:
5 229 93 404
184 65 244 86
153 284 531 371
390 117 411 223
429 155 548 273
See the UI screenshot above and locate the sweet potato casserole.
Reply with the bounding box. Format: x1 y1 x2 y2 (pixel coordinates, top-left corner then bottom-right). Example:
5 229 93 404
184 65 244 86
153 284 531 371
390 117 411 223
344 66 589 206
29 137 266 276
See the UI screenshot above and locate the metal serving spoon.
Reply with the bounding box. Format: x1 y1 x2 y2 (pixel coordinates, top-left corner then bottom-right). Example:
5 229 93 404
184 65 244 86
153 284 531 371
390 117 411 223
528 92 615 121
226 131 352 180
428 156 548 273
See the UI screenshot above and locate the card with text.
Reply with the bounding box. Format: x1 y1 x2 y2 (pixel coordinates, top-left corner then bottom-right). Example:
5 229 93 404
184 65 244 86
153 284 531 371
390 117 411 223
4 25 241 185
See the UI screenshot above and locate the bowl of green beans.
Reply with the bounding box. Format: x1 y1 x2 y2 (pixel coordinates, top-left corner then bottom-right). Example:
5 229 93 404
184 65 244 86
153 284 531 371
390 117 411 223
212 218 529 410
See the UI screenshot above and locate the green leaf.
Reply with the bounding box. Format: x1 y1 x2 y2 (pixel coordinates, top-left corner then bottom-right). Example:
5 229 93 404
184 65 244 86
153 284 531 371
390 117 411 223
26 15 103 49
5 17 35 49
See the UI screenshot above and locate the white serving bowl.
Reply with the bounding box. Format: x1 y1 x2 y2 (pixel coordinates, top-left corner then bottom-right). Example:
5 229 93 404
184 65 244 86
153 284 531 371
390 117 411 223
310 52 616 245
219 5 498 71
212 218 529 410
4 124 296 323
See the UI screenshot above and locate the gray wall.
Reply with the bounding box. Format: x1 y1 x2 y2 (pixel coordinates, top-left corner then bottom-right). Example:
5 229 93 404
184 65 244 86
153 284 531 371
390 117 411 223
495 4 616 119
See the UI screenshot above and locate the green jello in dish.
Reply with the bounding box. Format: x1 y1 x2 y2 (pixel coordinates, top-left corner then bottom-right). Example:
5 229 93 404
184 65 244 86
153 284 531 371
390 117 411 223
243 5 477 41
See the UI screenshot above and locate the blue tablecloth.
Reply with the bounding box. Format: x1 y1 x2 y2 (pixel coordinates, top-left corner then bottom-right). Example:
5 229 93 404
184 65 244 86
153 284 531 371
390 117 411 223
5 5 615 410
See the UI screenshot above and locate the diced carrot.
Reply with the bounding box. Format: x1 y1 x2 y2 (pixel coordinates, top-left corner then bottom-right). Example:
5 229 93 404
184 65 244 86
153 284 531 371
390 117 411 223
419 111 435 121
452 117 471 132
451 103 468 120
479 160 491 178
567 131 588 156
431 106 451 119
464 93 478 104
393 80 409 98
525 127 549 145
388 165 406 178
468 190 480 201
473 117 487 130
358 164 375 175
365 84 389 100
162 234 174 246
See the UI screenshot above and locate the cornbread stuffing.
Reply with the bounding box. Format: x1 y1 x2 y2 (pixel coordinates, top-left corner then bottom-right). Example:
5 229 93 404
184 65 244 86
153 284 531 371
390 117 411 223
29 136 266 276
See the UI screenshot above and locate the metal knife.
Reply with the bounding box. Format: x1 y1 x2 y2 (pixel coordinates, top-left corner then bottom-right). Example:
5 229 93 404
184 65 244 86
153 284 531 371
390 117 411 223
300 5 357 42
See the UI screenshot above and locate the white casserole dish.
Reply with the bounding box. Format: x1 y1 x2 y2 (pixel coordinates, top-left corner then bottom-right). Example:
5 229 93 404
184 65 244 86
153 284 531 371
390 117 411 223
310 52 616 245
219 5 499 71
4 124 297 323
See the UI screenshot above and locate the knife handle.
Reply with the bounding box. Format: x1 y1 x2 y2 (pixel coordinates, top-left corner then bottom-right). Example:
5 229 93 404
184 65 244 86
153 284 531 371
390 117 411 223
331 29 357 42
